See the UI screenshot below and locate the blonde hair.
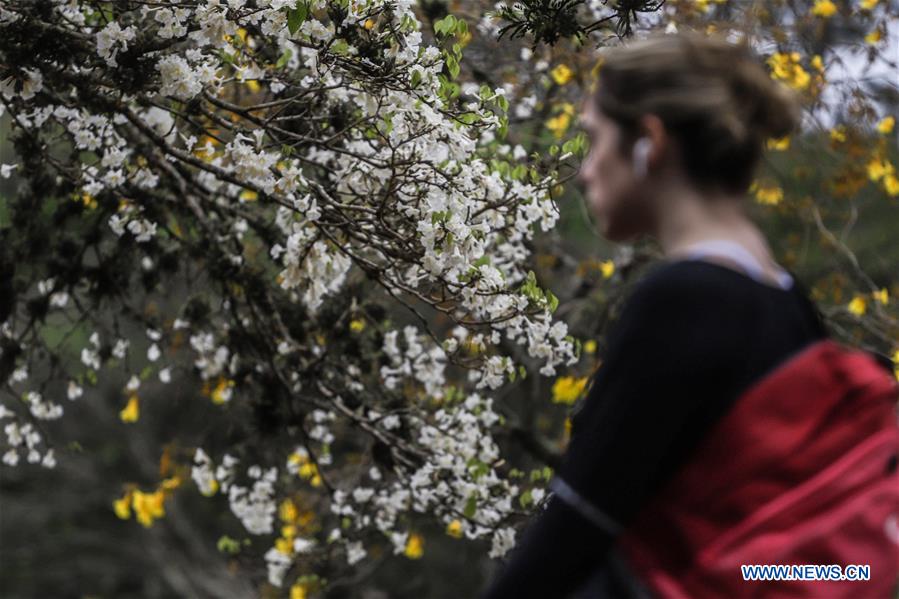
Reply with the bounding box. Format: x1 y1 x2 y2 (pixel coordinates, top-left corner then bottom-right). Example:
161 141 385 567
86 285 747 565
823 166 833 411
593 30 802 194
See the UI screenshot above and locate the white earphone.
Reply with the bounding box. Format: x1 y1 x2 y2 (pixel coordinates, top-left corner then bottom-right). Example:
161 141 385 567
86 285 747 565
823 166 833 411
632 137 652 180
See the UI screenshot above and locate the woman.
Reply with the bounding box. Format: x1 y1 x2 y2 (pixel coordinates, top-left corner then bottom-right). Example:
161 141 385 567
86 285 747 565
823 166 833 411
480 30 836 598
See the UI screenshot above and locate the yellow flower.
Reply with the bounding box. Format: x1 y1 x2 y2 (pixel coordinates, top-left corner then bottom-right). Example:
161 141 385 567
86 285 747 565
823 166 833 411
766 136 791 151
280 498 299 523
114 491 133 520
290 584 307 599
754 184 784 206
860 0 878 9
200 478 219 497
884 174 899 196
160 476 182 492
599 259 615 279
275 537 294 555
551 376 588 405
282 524 297 540
810 55 825 73
865 29 882 45
211 377 236 405
78 192 98 210
299 462 317 479
550 63 574 86
119 394 140 423
546 112 572 139
132 489 166 527
811 0 838 17
446 519 463 539
583 339 597 355
404 533 424 559
876 116 895 135
847 295 867 316
872 288 889 305
866 157 894 181
767 52 810 90
349 318 366 332
829 126 847 143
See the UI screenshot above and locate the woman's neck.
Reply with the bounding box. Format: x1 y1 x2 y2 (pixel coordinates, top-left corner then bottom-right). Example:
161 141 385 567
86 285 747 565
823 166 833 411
654 184 766 258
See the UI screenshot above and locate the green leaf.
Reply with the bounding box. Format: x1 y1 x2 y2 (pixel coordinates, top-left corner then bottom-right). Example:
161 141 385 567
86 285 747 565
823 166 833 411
446 54 460 79
435 14 456 36
497 115 509 139
276 49 293 69
545 289 559 313
217 50 234 65
217 535 242 554
457 112 479 125
288 2 309 34
332 39 349 55
463 494 478 518
519 489 533 508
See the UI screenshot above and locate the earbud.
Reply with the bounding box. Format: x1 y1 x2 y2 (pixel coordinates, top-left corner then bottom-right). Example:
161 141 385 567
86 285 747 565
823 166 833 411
632 137 652 180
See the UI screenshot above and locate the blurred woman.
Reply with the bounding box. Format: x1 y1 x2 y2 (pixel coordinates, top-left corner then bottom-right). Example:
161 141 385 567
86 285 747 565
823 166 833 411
480 30 899 598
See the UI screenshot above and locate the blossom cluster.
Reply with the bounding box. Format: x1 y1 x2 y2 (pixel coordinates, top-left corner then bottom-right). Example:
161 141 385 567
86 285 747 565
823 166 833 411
0 0 576 590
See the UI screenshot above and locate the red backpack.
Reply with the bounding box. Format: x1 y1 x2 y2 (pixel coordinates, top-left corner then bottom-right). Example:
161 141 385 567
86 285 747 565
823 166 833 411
616 338 899 598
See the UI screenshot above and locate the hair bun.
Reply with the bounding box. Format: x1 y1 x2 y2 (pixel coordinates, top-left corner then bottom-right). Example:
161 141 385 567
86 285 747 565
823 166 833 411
729 52 803 140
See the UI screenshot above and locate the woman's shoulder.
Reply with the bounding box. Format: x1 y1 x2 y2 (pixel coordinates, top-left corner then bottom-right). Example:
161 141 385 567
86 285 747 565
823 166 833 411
624 258 752 309
621 257 829 338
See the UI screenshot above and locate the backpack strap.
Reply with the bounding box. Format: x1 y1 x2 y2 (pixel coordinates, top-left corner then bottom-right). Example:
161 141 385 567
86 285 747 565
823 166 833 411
681 239 794 291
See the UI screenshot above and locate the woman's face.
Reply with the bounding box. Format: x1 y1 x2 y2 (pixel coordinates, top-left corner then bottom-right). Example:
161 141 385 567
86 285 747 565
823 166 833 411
576 100 654 241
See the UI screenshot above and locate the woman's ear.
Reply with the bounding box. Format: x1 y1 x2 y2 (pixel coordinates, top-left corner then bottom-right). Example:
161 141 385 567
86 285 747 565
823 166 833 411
635 113 668 171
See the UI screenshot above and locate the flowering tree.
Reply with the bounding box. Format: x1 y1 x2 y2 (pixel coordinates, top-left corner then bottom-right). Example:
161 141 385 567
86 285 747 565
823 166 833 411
1 0 897 597
0 0 594 595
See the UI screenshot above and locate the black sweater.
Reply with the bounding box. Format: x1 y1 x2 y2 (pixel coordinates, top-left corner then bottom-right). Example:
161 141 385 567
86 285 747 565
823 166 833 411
481 258 829 599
